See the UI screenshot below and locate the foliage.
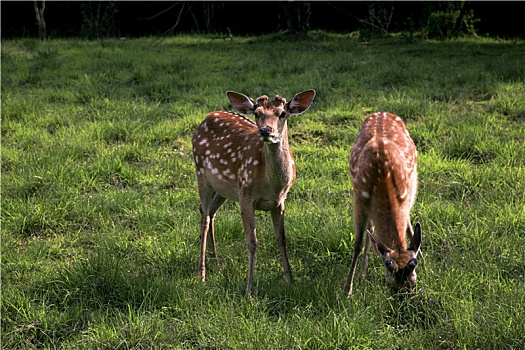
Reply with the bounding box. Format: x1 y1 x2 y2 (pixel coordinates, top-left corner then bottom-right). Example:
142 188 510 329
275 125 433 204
80 1 119 39
2 33 525 349
425 1 479 38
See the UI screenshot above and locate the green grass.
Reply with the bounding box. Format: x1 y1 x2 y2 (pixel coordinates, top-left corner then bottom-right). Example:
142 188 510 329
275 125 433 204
2 32 525 349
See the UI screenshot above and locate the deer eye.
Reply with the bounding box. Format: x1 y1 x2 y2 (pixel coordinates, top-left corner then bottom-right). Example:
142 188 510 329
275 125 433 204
384 259 395 272
279 111 287 119
406 258 418 271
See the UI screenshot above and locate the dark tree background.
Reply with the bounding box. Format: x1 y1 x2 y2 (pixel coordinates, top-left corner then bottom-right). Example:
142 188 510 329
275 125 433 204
1 1 524 39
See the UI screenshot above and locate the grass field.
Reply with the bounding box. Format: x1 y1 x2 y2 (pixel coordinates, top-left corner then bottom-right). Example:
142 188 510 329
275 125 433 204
2 32 525 349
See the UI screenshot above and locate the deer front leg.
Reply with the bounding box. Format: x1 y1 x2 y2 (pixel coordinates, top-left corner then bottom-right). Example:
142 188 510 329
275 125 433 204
271 203 293 284
240 198 257 296
360 223 374 278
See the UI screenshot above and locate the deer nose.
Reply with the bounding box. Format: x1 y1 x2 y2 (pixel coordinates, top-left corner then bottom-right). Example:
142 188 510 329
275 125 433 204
259 126 272 137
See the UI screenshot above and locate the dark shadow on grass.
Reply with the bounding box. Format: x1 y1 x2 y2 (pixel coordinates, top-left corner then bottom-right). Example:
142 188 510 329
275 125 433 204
31 245 196 313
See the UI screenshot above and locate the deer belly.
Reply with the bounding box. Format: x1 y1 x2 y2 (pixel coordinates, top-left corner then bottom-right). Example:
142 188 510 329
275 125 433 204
254 197 281 211
203 171 240 201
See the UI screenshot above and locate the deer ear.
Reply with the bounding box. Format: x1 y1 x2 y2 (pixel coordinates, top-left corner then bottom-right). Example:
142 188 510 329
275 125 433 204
227 91 257 115
368 230 391 257
285 89 316 115
408 222 422 255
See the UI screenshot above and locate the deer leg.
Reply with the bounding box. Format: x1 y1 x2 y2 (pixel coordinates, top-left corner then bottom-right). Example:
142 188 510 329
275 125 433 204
271 203 293 284
240 198 257 296
197 183 225 280
207 195 227 270
360 223 374 278
198 206 210 281
345 207 368 296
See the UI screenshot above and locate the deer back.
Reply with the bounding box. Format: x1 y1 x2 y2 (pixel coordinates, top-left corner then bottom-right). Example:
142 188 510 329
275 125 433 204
350 112 418 249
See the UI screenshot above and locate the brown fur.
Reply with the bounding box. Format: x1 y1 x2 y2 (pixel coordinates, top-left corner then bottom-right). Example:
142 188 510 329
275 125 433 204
345 112 422 296
192 90 315 296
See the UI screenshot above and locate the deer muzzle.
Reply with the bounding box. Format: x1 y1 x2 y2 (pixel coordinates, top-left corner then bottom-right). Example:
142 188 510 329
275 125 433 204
259 127 280 144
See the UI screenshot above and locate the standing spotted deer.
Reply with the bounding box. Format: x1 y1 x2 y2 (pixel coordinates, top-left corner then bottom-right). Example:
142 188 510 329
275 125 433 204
192 90 316 295
345 112 422 296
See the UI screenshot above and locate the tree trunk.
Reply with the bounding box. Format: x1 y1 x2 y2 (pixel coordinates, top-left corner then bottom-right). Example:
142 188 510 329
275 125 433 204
33 0 46 40
453 1 471 36
284 2 311 35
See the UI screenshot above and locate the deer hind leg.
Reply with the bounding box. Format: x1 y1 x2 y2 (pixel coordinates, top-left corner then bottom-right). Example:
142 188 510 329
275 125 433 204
197 183 226 281
271 203 293 284
345 207 369 296
207 194 227 267
240 197 257 296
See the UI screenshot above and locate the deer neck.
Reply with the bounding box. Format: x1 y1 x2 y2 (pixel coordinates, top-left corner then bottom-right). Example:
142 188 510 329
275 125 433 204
262 129 294 189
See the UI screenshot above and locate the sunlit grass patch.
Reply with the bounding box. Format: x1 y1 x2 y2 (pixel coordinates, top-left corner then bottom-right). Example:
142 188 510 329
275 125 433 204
2 35 525 349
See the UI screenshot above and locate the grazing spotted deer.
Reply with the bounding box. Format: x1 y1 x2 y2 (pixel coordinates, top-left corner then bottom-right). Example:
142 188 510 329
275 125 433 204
345 112 422 296
192 90 316 295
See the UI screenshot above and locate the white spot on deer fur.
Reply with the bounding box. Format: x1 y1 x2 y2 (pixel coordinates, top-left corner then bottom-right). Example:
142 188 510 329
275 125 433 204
205 150 211 155
217 174 223 180
211 168 219 175
213 113 220 116
199 138 208 145
362 191 370 198
223 142 233 148
400 188 408 199
253 160 259 166
361 177 367 183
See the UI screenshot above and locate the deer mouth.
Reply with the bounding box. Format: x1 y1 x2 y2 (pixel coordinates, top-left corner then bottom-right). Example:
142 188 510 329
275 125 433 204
258 127 281 143
259 133 281 144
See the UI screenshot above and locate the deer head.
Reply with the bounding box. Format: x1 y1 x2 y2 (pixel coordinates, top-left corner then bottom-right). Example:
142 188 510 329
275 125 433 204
369 222 421 294
227 90 316 144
